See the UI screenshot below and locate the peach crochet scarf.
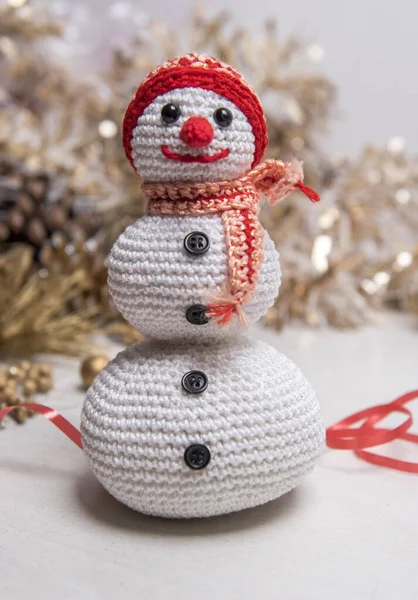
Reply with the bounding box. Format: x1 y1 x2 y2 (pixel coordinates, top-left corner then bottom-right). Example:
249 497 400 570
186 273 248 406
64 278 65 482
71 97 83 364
144 159 319 325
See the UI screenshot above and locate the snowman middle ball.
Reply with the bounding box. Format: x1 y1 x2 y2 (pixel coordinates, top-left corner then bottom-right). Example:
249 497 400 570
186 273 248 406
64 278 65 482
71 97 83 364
108 213 280 342
81 336 325 519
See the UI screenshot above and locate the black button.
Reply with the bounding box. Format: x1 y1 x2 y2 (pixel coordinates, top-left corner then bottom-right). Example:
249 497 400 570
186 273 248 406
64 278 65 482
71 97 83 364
184 444 211 470
186 304 209 325
184 231 210 255
182 370 208 394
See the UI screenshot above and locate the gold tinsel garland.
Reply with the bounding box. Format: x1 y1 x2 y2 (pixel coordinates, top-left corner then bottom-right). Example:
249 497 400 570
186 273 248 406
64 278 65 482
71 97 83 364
0 2 417 357
264 145 418 328
0 245 99 355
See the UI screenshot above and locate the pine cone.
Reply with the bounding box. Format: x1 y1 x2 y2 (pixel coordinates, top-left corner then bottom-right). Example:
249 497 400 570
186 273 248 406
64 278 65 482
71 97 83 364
0 159 94 251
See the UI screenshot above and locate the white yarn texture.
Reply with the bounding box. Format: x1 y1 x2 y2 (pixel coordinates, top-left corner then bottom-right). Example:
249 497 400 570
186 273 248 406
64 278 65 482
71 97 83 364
130 88 256 183
108 214 281 342
85 79 325 519
81 336 325 519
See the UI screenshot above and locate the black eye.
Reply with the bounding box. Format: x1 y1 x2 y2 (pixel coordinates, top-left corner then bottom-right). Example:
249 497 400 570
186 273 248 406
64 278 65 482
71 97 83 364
213 107 233 128
161 103 181 124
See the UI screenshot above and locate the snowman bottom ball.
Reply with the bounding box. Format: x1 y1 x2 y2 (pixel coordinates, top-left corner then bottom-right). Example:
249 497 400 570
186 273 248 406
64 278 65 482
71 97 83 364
81 337 325 518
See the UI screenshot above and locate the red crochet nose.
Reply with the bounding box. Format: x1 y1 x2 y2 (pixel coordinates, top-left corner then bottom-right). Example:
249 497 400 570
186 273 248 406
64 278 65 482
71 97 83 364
180 117 214 148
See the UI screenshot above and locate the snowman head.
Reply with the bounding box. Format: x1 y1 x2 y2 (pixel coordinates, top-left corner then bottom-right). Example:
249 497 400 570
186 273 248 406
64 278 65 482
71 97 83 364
123 54 268 183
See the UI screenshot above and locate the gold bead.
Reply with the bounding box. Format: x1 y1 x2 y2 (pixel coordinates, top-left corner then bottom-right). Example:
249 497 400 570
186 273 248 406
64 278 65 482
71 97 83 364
7 366 19 379
14 407 29 424
37 376 53 393
38 363 52 378
19 360 32 374
14 367 25 382
28 365 40 380
4 380 17 397
23 379 37 396
7 393 19 405
0 373 7 390
80 355 109 388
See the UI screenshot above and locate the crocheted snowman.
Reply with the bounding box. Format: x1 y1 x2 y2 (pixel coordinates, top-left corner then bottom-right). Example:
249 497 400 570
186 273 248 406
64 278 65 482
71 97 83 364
81 54 325 518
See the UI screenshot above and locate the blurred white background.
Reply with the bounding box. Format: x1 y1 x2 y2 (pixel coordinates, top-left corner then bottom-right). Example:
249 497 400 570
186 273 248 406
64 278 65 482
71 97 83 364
77 0 418 158
3 4 418 598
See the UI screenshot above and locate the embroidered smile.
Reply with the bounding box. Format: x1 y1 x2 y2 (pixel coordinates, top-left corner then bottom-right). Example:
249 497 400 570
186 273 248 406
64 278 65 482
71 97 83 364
161 146 230 163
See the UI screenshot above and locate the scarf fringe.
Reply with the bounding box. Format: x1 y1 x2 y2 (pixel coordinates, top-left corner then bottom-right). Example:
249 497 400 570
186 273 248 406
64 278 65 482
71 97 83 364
206 293 249 327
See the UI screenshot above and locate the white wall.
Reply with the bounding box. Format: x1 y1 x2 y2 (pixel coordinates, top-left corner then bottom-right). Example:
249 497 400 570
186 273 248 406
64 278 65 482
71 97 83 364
138 0 417 157
82 0 417 157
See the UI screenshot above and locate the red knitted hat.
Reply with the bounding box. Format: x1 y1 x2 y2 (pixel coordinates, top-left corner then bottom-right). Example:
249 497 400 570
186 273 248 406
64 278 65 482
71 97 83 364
122 53 268 171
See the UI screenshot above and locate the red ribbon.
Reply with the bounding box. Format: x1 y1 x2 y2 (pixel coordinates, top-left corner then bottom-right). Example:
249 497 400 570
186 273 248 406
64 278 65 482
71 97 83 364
1 391 417 473
0 403 83 450
326 390 418 473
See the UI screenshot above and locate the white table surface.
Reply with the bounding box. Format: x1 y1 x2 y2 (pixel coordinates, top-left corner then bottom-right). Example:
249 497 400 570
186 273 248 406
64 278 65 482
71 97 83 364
1 315 417 600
